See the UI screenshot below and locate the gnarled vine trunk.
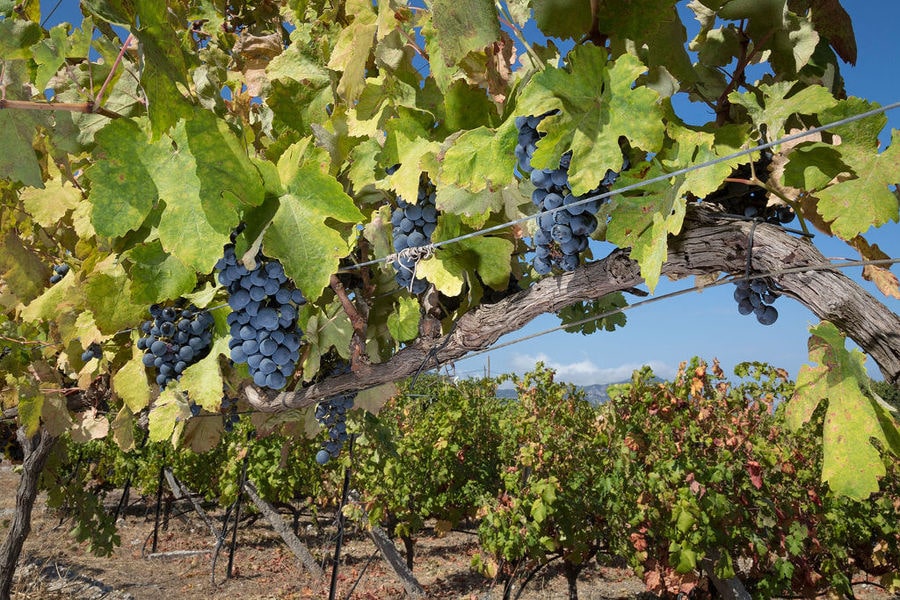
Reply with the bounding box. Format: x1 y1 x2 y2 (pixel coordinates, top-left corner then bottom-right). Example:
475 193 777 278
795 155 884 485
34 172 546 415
0 428 57 600
246 205 900 413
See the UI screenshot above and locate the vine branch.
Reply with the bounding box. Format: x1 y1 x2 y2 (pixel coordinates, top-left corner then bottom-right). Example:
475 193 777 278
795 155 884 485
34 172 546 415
246 205 900 412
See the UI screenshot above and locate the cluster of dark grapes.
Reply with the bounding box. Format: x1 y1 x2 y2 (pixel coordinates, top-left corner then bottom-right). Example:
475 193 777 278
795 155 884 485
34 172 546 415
314 393 355 465
80 342 102 363
390 173 438 294
733 277 781 325
515 113 619 274
216 243 305 390
743 203 795 225
49 263 69 284
137 304 214 388
221 395 240 432
705 154 794 225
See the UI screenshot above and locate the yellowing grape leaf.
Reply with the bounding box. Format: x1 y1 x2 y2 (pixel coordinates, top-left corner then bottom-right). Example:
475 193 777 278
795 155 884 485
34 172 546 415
111 406 135 451
518 49 665 196
71 409 110 443
149 388 190 445
84 258 146 334
815 123 900 240
176 335 229 412
607 168 687 292
181 414 223 453
786 321 900 500
327 0 376 102
355 382 398 415
431 0 500 66
439 120 517 193
113 349 151 413
848 236 900 299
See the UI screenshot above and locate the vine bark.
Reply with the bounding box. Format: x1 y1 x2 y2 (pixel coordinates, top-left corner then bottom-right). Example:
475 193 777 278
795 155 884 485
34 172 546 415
0 428 57 600
246 205 900 412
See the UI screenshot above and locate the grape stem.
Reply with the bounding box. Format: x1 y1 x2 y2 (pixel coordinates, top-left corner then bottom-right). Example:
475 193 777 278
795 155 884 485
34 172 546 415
330 275 369 368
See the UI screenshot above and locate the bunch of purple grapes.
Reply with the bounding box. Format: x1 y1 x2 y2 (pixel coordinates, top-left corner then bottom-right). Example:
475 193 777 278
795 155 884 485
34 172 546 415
314 392 355 465
515 113 619 274
137 304 215 387
390 173 438 294
216 243 305 390
733 277 781 325
49 263 69 284
81 342 102 363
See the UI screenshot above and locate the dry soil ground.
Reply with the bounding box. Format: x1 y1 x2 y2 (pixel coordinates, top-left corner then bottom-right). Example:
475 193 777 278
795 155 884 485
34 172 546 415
0 463 894 600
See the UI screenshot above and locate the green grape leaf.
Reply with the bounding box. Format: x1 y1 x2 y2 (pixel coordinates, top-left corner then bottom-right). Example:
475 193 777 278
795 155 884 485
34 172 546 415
134 0 192 136
727 82 837 141
439 120 517 193
418 233 514 296
606 168 687 292
31 23 71 90
786 321 900 500
17 390 44 437
355 382 397 415
558 294 628 335
86 119 159 238
431 0 500 66
518 49 665 196
319 302 354 360
782 142 852 191
84 258 146 334
814 111 900 239
113 349 151 413
148 388 190 445
387 296 420 343
0 18 41 59
124 240 197 305
150 121 230 273
264 165 364 302
532 0 592 39
443 79 499 132
0 110 43 188
1 232 51 305
175 335 227 412
186 111 266 234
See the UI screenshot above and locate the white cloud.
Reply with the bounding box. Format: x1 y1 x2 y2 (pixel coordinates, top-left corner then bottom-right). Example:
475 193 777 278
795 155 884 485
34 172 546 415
509 353 676 386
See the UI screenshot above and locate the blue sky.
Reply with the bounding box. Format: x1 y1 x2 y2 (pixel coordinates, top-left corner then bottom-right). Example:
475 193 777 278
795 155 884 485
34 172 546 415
39 1 899 385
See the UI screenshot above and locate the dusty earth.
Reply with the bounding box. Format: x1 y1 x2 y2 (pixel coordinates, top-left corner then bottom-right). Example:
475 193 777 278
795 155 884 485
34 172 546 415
0 463 894 600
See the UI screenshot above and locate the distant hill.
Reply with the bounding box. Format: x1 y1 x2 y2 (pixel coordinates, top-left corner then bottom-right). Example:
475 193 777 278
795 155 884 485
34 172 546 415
495 381 624 405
